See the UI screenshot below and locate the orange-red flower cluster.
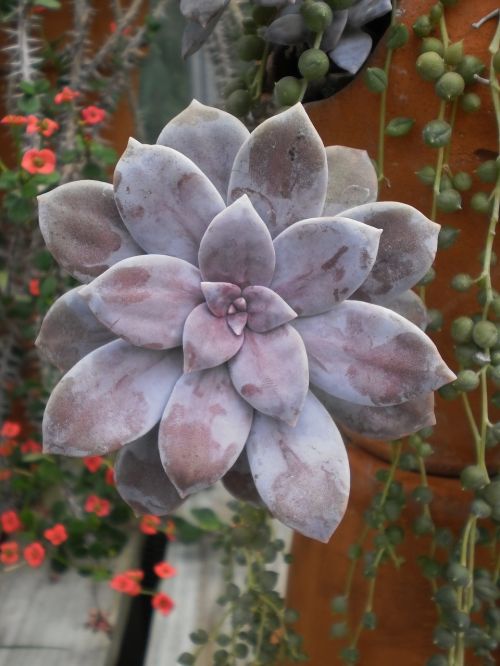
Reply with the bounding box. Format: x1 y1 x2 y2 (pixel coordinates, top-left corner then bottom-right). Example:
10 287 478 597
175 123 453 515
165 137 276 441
21 148 56 175
139 514 161 535
109 569 144 596
54 87 80 104
44 523 68 546
152 592 174 616
20 439 42 453
81 106 106 125
84 494 111 517
24 542 45 567
1 510 23 534
0 541 19 565
84 456 104 473
1 421 21 438
153 561 177 579
26 115 59 137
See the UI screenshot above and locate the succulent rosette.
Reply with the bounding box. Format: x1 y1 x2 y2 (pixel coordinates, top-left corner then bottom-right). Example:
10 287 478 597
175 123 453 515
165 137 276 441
37 101 454 542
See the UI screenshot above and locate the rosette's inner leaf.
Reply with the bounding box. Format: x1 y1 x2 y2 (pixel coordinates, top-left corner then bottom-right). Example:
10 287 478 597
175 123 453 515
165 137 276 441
38 180 142 283
294 300 456 407
183 303 244 372
35 287 116 372
198 195 276 288
271 216 381 316
316 388 436 441
246 391 350 543
201 281 242 317
159 366 253 497
344 202 440 305
43 341 183 456
228 105 328 238
113 139 225 266
229 325 308 425
244 285 297 333
81 255 203 350
115 426 184 515
157 100 249 200
323 146 378 217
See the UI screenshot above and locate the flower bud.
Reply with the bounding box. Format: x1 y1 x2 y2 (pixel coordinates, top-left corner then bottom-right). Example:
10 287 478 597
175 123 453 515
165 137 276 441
422 119 451 147
452 171 472 191
455 55 484 84
429 2 443 23
444 40 464 65
460 464 488 489
451 273 472 291
416 51 445 81
364 67 388 93
274 77 303 107
476 159 499 183
437 188 461 212
435 72 465 100
460 92 481 113
421 37 444 56
453 370 479 392
451 316 474 343
301 2 333 32
472 320 498 349
298 49 330 81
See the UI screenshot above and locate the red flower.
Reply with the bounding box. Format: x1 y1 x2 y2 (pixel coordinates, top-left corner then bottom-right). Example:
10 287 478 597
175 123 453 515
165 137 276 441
24 542 45 567
140 515 161 535
81 106 106 125
1 421 21 438
153 561 177 579
109 570 143 596
84 494 111 517
0 441 16 457
84 456 104 473
1 115 27 125
44 523 68 546
26 115 59 137
21 148 56 175
152 592 174 616
0 541 19 565
105 468 115 486
109 21 132 36
20 439 42 453
1 510 23 534
54 87 80 104
28 279 40 297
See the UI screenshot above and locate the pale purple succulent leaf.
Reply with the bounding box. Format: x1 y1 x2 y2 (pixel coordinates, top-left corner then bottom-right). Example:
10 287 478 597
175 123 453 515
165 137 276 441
114 426 184 515
244 285 297 332
180 0 228 27
246 391 350 543
265 14 309 45
344 202 440 304
294 300 456 407
38 180 142 283
80 255 203 350
159 365 253 497
222 449 265 507
182 6 228 58
323 146 378 217
201 281 241 316
183 304 244 372
43 341 183 456
227 312 248 335
382 289 428 330
157 100 249 200
348 0 392 29
113 139 225 265
321 10 348 51
271 217 381 316
329 30 373 75
228 105 328 238
315 387 436 440
229 325 308 425
198 195 276 287
35 287 116 372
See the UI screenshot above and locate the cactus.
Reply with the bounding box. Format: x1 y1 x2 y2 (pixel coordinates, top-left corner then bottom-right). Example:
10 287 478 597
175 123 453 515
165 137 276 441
36 101 454 542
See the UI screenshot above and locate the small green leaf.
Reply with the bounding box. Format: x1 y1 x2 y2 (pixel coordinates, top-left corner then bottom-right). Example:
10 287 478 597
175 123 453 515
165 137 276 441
35 0 62 8
191 507 224 531
385 117 415 137
363 67 387 93
40 275 57 298
18 96 40 114
386 24 409 50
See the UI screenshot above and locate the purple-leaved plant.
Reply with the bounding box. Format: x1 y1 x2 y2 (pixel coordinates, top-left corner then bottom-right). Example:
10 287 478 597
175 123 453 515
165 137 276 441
36 101 454 541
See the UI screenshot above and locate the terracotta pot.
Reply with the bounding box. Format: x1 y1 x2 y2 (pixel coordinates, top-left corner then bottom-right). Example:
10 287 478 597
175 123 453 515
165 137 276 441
286 2 499 663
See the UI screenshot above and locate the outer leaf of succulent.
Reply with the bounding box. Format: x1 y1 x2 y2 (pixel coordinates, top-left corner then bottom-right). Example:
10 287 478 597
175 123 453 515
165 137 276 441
37 101 455 543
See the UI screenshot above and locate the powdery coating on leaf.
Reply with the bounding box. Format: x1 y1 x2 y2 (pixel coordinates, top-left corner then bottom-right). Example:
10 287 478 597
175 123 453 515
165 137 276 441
201 281 241 316
265 14 309 45
382 290 428 331
114 427 184 515
43 341 183 456
157 100 249 200
80 255 203 350
244 285 297 333
345 202 440 305
159 366 253 497
228 105 328 238
38 180 142 284
315 387 436 441
323 146 378 217
222 449 265 507
246 391 350 543
36 287 115 372
271 217 381 316
229 325 308 425
182 5 228 58
294 300 456 407
348 0 392 29
321 10 348 51
113 139 225 266
183 304 244 372
329 30 373 74
198 196 276 288
180 0 228 27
